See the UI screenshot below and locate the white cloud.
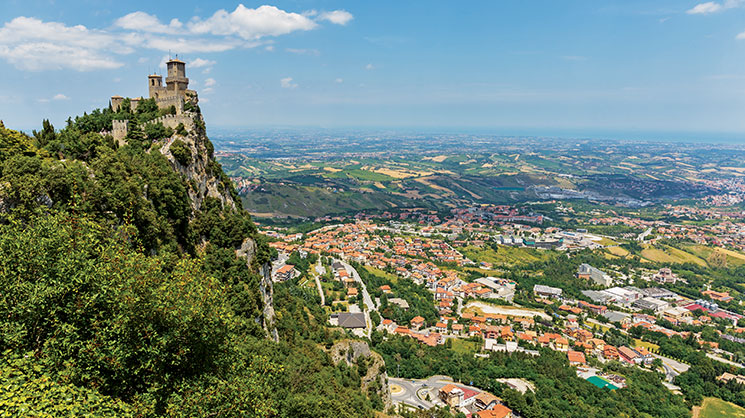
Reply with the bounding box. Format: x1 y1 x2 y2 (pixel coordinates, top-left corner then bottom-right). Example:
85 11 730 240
115 11 182 34
202 77 216 93
190 58 216 68
280 77 298 89
286 48 320 56
0 17 126 71
687 2 722 13
188 4 317 40
365 63 374 70
38 93 69 103
736 30 745 39
146 36 240 53
687 0 744 14
0 5 352 72
335 78 344 83
317 10 354 25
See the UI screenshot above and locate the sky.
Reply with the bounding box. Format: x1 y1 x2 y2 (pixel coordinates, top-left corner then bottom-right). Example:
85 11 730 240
1 0 745 140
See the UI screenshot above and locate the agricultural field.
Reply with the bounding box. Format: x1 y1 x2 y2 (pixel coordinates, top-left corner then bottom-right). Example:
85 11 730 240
216 132 725 219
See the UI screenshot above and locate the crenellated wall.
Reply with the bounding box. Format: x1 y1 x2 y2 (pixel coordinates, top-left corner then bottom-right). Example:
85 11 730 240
142 112 196 131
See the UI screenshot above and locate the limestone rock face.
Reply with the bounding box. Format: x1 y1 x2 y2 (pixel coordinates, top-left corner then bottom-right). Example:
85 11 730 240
328 340 392 408
236 237 256 266
158 114 236 215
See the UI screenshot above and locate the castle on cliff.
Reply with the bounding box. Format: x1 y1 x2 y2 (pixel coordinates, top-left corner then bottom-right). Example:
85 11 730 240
108 58 199 142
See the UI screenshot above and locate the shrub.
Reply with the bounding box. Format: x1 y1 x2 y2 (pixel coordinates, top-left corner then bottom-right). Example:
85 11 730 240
170 139 192 166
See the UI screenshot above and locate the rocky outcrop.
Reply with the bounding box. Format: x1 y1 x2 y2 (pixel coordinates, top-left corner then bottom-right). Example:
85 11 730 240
158 113 235 215
328 340 392 409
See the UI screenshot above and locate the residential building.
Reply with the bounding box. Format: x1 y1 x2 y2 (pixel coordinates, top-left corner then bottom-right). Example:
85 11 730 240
439 384 464 408
653 268 677 284
388 297 410 310
410 316 425 330
332 312 366 329
274 264 298 282
567 350 586 366
476 405 513 418
474 392 500 411
618 346 640 364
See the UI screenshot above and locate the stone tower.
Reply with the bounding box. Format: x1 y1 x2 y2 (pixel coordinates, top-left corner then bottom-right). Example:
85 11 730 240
166 58 189 94
148 74 163 98
112 120 129 144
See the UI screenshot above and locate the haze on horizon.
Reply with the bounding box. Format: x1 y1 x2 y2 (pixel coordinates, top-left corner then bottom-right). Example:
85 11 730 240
1 0 744 140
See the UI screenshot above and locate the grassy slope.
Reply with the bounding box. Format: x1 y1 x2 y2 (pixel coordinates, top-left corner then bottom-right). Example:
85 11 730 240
695 397 745 418
460 245 555 266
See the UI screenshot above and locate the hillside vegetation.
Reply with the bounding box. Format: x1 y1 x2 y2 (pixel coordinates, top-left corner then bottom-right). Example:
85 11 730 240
0 107 380 417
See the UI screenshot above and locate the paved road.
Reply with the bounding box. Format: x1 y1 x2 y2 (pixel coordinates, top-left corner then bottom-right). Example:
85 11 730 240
637 227 653 242
341 260 375 311
313 260 325 306
707 353 745 369
651 353 689 383
389 378 433 410
389 375 489 410
339 260 376 336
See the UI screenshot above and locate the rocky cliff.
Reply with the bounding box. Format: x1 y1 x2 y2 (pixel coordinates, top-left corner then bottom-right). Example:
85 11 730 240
155 112 276 338
329 340 392 409
157 114 236 215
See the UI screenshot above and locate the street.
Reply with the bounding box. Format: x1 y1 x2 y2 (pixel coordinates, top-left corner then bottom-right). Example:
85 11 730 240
313 259 325 306
339 259 377 336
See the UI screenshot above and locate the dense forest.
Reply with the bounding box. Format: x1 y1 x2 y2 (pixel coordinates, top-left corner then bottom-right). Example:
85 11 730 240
0 106 379 417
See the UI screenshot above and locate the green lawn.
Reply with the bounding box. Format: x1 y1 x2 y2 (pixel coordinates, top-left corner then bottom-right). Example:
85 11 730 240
697 397 745 418
459 245 556 267
634 339 660 353
365 266 399 284
450 338 480 355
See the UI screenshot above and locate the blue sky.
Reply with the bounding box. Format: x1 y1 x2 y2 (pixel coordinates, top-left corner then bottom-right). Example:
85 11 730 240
1 1 745 139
